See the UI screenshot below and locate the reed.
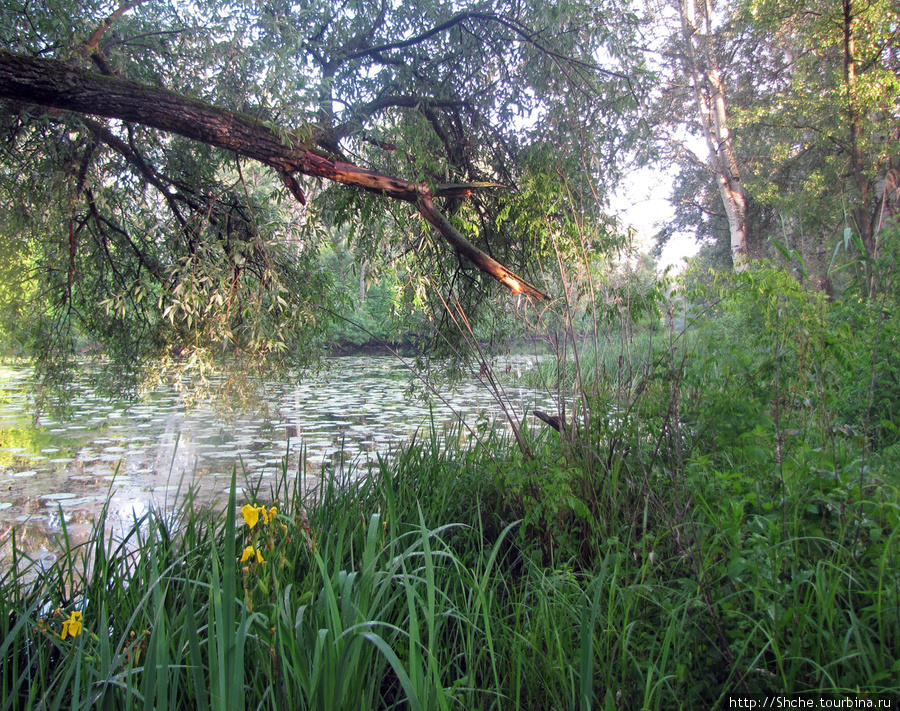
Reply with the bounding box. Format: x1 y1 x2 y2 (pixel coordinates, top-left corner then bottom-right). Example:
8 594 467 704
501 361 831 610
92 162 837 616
1 399 897 709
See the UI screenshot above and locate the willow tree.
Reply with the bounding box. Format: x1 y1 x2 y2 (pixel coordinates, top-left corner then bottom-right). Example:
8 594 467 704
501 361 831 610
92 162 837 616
0 0 644 394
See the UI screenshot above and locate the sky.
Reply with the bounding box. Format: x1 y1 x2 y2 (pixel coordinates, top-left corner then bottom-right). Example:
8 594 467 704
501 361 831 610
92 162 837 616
611 167 701 272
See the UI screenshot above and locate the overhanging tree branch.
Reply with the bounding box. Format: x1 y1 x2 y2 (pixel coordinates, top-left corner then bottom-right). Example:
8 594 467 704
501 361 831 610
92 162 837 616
0 49 548 300
330 94 470 141
417 192 547 299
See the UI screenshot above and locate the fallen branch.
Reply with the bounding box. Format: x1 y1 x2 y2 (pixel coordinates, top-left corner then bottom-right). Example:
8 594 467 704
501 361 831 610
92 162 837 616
0 50 547 300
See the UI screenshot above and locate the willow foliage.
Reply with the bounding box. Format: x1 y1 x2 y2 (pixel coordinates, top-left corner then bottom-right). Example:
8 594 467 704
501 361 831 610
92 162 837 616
0 0 648 397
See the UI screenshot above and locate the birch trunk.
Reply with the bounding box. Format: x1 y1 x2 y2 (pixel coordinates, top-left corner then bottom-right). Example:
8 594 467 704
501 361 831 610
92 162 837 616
679 0 749 271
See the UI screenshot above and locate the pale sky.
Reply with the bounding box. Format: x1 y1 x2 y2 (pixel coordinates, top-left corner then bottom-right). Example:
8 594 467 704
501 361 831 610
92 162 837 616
611 166 700 272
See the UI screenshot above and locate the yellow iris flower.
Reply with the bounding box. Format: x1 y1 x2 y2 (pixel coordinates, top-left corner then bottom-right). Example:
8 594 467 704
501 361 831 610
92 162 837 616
242 503 278 528
241 504 260 529
60 611 83 640
240 545 264 564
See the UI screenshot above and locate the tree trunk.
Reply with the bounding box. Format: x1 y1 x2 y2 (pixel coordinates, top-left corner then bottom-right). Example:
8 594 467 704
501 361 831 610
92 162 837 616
843 0 873 255
0 50 549 300
359 258 368 305
678 0 749 271
842 0 882 302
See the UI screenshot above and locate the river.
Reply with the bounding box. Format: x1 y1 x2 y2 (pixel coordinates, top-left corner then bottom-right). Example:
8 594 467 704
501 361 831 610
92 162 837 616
0 355 553 567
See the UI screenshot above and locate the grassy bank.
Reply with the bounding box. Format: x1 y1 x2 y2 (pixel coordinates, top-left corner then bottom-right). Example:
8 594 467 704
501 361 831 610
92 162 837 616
3 265 900 709
2 418 898 709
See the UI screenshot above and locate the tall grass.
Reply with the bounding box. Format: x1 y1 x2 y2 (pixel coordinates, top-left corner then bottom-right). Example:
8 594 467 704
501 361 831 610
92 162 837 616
2 403 898 709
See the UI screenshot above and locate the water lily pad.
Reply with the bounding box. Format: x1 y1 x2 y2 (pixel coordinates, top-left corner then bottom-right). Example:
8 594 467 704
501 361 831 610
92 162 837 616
59 496 107 507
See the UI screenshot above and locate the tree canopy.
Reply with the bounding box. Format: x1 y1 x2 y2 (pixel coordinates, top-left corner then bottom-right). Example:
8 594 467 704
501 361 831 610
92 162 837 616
0 0 645 393
649 0 900 285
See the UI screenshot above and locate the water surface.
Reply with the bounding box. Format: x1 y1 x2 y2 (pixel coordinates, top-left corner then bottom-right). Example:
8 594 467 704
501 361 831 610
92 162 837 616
0 355 550 566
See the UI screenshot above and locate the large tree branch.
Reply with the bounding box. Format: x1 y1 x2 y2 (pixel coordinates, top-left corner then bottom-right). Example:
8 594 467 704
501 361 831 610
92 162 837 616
0 49 547 299
417 192 546 299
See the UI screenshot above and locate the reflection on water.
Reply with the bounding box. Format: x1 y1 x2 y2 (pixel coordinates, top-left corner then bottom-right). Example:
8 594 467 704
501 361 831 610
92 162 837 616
0 355 550 565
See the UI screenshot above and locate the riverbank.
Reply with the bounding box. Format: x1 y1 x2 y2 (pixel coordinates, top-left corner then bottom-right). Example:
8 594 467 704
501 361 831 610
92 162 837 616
4 266 900 706
2 419 897 708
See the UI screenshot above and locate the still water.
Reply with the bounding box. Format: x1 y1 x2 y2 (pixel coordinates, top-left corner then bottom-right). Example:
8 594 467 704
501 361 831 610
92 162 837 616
0 355 550 566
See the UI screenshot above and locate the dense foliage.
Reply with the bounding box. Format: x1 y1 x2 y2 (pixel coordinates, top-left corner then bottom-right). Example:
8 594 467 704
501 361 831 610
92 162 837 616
649 0 900 282
0 0 646 394
3 246 900 706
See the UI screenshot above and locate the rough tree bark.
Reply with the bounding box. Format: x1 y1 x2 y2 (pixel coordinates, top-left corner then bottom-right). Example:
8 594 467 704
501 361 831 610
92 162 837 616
678 0 749 271
0 50 549 300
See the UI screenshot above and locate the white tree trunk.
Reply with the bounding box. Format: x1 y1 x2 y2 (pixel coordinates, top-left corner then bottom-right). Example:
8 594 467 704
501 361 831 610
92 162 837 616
679 0 749 270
